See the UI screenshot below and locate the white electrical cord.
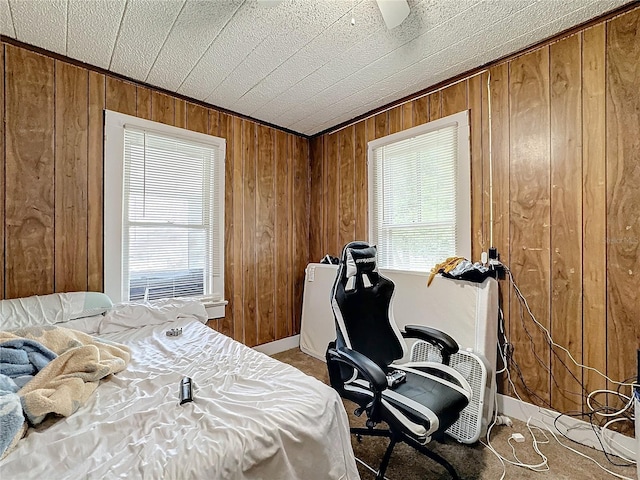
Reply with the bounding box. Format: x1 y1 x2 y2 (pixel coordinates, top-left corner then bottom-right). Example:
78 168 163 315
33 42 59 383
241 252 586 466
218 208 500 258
481 340 551 474
481 410 551 474
544 424 634 480
507 263 638 463
505 266 636 389
489 263 637 478
586 390 636 465
494 308 508 375
484 346 635 479
587 390 634 417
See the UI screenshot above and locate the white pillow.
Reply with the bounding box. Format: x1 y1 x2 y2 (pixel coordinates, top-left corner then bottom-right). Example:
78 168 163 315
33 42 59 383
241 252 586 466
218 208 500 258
0 292 113 330
72 292 113 319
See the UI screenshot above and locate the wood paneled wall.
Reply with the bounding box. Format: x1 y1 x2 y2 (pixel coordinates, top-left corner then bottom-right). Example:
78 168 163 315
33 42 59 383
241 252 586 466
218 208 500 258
309 8 640 413
0 42 309 347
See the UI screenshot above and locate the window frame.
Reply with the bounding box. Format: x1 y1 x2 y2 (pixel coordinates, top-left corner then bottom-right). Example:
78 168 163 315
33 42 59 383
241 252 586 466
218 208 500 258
103 110 226 305
367 110 471 274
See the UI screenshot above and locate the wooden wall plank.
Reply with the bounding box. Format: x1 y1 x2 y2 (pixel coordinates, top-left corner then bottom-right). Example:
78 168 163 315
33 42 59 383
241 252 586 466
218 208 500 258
441 80 468 117
581 23 607 398
54 61 88 292
388 106 402 134
413 96 429 126
354 121 367 242
175 99 186 129
151 91 175 126
374 112 388 138
606 8 640 389
309 136 324 263
325 132 339 257
5 46 55 298
209 109 220 136
288 134 296 333
293 136 309 334
338 125 355 249
468 74 485 262
242 120 258 346
364 116 375 142
509 47 551 407
87 71 105 292
321 133 329 259
0 45 4 298
106 76 136 115
401 102 414 130
488 64 511 395
136 86 152 120
231 116 244 342
275 130 291 339
480 72 491 261
363 116 378 246
219 113 233 339
186 103 208 134
550 33 583 412
256 125 275 345
429 91 442 121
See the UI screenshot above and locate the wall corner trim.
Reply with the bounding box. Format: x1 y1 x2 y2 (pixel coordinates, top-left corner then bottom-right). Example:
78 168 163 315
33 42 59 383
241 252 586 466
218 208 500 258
253 334 301 356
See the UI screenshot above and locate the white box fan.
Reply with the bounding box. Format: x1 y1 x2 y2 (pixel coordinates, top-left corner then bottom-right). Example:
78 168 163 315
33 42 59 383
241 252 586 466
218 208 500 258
410 341 493 444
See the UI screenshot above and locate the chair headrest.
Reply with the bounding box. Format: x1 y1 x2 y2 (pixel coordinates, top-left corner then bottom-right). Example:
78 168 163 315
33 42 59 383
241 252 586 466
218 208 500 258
341 243 379 291
345 244 378 279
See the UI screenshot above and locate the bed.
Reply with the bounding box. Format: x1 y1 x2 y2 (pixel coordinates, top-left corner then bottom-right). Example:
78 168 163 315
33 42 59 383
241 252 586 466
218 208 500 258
0 294 359 479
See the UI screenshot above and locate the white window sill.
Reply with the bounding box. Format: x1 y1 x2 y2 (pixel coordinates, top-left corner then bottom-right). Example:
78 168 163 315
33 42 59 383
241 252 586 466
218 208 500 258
202 299 227 319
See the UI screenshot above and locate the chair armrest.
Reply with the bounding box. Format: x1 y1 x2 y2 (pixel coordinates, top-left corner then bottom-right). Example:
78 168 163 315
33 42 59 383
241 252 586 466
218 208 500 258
327 347 387 392
402 325 459 363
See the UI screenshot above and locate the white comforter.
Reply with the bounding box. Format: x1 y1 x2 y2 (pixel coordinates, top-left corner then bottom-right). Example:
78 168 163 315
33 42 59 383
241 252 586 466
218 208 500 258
0 315 359 479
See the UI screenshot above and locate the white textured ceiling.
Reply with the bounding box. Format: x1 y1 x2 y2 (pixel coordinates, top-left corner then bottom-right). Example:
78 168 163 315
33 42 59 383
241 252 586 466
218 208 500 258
0 0 633 136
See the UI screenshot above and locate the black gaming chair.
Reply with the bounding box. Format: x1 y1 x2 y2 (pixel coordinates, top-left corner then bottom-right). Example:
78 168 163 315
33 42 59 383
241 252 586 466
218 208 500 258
326 241 472 479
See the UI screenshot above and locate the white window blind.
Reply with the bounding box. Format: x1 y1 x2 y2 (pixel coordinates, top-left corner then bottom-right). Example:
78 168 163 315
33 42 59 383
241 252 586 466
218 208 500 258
369 111 470 272
120 127 223 302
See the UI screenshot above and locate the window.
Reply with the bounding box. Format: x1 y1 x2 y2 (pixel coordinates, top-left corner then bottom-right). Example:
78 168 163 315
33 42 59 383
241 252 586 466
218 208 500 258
368 110 470 272
104 111 225 304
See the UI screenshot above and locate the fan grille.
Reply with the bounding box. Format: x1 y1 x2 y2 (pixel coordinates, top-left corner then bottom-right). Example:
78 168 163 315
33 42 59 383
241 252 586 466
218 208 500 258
410 342 488 444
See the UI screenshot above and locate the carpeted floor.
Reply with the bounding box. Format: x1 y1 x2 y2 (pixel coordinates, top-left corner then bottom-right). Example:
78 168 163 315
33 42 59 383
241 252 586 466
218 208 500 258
272 348 636 480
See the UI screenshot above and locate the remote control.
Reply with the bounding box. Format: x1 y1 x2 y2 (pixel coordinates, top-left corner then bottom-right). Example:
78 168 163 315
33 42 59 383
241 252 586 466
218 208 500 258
180 377 193 405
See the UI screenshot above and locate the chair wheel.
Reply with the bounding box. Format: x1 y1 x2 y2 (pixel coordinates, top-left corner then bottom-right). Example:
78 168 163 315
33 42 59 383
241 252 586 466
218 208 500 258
366 419 376 429
356 434 362 443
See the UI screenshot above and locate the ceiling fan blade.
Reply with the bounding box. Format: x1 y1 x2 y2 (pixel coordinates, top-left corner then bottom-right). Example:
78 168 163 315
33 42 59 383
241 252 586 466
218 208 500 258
375 0 410 29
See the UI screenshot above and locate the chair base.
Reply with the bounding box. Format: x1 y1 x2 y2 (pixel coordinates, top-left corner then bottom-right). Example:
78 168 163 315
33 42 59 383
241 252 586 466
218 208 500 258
350 427 460 480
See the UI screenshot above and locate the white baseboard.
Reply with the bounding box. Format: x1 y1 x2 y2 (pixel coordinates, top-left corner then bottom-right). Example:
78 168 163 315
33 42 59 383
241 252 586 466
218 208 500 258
497 393 636 460
253 334 300 356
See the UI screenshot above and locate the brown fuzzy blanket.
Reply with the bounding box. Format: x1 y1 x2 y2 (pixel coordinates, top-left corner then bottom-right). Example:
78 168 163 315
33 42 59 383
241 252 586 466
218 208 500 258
0 325 130 457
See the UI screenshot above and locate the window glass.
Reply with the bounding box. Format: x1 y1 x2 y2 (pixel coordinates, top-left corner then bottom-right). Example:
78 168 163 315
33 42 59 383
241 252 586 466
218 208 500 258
369 111 470 272
104 111 225 303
